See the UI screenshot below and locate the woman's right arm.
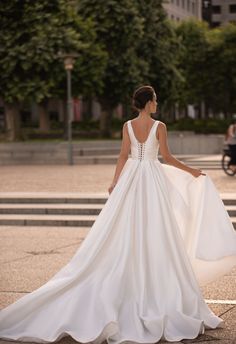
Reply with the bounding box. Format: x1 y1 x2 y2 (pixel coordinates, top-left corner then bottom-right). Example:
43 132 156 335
108 122 131 194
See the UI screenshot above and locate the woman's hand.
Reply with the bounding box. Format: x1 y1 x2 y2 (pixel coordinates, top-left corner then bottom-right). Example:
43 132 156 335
189 167 206 178
108 182 117 194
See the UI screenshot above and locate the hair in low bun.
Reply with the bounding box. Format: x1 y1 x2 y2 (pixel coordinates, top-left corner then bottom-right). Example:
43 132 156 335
133 98 142 109
132 85 155 111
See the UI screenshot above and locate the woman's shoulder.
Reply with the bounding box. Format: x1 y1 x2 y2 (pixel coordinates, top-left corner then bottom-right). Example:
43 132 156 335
123 120 130 129
157 120 167 130
122 121 130 134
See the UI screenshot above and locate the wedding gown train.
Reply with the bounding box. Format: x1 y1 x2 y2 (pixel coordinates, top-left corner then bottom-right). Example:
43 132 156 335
0 119 236 343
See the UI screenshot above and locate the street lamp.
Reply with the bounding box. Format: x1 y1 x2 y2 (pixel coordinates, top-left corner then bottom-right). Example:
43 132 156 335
58 52 78 165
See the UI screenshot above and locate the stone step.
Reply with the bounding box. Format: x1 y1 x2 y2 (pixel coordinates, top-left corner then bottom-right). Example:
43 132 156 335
73 156 222 167
231 217 236 229
0 193 107 204
0 141 121 151
221 194 236 206
0 146 224 166
0 193 235 227
0 214 235 229
225 206 236 217
0 193 235 205
0 214 97 227
0 147 120 156
0 204 103 215
0 204 235 217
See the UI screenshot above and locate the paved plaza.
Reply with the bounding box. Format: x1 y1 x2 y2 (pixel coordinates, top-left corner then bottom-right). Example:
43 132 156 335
0 162 235 194
0 160 235 344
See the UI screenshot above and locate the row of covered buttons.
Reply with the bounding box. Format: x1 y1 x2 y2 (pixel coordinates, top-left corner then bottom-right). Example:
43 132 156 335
138 142 146 160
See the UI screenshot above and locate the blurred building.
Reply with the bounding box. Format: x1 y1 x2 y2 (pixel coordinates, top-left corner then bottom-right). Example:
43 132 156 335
202 0 236 27
163 0 202 22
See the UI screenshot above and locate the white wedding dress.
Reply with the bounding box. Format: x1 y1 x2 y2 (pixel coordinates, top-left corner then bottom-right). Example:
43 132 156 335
0 119 236 343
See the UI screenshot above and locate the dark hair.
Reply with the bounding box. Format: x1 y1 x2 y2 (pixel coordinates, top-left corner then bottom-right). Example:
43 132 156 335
132 85 155 110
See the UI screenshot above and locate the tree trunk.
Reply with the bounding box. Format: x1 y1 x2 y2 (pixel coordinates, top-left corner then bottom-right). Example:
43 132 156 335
99 103 112 138
199 101 205 119
82 96 93 121
38 100 50 132
4 102 22 141
205 102 209 119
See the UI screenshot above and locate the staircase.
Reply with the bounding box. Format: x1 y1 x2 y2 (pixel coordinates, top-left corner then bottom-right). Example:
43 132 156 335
0 193 235 229
0 140 225 167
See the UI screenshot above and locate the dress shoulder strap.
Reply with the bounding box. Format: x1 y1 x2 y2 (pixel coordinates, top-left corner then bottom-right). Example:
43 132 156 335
152 120 160 140
126 120 133 140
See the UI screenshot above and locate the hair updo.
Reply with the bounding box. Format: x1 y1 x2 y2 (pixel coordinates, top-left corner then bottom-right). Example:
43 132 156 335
132 85 155 110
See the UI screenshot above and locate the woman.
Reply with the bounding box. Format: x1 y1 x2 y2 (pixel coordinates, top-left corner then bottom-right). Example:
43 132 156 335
108 86 205 195
0 85 236 343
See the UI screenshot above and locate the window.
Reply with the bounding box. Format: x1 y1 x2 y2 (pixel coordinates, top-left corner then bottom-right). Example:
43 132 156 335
176 0 180 6
212 21 220 27
192 2 195 14
182 0 185 9
212 5 221 14
171 14 174 20
229 4 236 13
203 0 210 8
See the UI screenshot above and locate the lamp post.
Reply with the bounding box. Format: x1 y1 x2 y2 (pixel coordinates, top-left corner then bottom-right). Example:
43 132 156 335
58 53 78 165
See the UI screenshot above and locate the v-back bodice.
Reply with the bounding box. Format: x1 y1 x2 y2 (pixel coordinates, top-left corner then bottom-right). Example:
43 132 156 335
127 120 160 161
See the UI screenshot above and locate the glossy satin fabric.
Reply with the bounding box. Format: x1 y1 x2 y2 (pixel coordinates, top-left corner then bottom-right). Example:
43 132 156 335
0 120 236 343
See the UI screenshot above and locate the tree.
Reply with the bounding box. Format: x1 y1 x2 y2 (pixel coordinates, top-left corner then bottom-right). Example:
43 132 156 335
176 20 236 119
0 0 106 140
77 0 145 137
135 1 182 117
176 19 209 118
205 24 236 118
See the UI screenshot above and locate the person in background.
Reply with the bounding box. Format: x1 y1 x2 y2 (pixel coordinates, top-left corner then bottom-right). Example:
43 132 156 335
226 116 236 173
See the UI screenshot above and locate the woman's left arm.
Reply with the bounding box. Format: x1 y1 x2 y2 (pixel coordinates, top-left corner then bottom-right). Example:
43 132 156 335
158 122 205 178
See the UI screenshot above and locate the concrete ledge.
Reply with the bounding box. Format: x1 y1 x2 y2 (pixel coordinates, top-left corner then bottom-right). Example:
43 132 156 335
0 135 226 165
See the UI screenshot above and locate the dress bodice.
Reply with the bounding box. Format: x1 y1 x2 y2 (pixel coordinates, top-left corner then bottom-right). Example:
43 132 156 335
127 120 160 161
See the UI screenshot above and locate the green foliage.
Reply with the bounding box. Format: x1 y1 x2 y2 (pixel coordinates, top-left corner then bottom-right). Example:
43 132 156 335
1 0 236 130
169 118 230 134
205 24 236 116
0 0 106 103
176 20 236 117
176 19 209 106
135 1 182 110
77 0 146 109
77 0 181 113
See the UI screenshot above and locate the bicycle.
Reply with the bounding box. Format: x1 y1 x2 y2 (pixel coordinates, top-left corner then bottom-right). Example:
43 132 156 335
221 145 236 176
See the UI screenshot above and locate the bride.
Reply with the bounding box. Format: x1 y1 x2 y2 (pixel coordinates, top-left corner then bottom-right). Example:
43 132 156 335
0 85 236 344
108 87 205 195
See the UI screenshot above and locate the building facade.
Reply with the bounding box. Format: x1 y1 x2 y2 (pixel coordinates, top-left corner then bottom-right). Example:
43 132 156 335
202 0 236 27
163 0 202 22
